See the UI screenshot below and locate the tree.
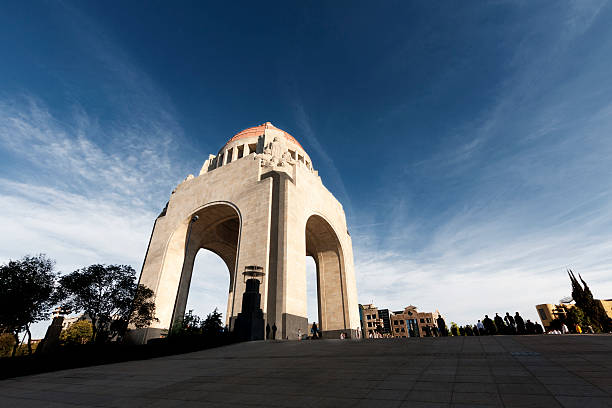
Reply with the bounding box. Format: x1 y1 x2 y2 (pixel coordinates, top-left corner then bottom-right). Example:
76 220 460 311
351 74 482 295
0 254 58 356
568 270 611 332
60 320 93 345
170 310 202 337
110 284 158 340
0 332 16 357
58 264 157 342
566 305 588 331
201 309 223 337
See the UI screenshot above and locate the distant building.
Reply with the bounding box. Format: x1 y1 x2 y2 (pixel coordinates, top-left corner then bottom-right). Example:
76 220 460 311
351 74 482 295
535 304 572 330
390 307 418 337
536 299 612 330
599 299 612 319
378 309 392 335
360 304 441 338
61 314 91 330
389 306 439 337
359 304 384 337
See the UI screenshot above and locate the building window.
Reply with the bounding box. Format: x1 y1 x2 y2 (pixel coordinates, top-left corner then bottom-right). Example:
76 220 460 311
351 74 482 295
395 328 399 333
420 319 424 323
538 308 548 321
401 328 405 332
367 322 372 327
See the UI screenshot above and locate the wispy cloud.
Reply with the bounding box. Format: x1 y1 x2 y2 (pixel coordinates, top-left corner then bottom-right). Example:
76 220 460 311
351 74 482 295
353 1 612 324
292 101 353 217
0 5 221 336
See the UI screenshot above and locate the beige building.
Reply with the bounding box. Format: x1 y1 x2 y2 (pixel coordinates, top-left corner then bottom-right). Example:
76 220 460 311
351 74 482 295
535 303 573 330
599 299 612 319
389 306 439 337
536 300 612 330
359 304 384 337
129 122 360 343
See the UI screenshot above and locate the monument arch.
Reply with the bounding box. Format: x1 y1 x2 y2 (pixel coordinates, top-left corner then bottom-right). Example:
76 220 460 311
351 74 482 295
130 122 359 343
305 213 350 336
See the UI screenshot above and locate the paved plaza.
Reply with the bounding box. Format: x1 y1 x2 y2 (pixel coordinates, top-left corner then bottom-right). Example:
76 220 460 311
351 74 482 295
1 335 611 407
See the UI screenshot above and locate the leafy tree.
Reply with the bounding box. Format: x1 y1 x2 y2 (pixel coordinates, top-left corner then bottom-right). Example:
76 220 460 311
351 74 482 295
0 254 58 356
201 308 223 337
170 310 202 336
566 305 589 331
0 332 16 357
110 284 158 340
58 264 157 342
60 320 93 345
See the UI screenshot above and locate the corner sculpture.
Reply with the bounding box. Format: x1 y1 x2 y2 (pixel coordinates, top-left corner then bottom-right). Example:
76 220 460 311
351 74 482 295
128 122 359 343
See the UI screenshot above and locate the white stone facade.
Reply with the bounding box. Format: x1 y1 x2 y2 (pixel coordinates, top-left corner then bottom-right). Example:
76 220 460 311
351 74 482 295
129 122 359 343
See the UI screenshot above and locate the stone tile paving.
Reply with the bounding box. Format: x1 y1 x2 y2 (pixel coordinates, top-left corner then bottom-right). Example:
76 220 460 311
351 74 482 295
1 335 611 407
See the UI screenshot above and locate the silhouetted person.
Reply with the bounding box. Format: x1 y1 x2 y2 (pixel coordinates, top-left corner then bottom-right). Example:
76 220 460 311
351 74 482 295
505 312 516 334
515 312 525 334
437 315 447 336
476 320 485 335
494 313 505 334
525 319 535 334
266 323 271 340
272 323 277 339
535 322 544 334
466 325 474 336
311 322 318 339
459 326 465 336
483 315 496 335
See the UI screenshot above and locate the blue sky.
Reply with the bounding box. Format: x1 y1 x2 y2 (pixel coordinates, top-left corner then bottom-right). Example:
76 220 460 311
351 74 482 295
2 1 612 337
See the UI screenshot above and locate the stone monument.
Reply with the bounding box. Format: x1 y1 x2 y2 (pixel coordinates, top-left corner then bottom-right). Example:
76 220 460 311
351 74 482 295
129 122 359 343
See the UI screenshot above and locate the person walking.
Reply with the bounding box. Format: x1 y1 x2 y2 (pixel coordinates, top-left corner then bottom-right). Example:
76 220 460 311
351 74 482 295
483 315 496 335
477 320 485 335
437 315 447 336
311 322 319 339
272 323 277 339
494 313 505 334
561 323 569 334
525 320 535 334
266 323 271 340
505 312 516 333
514 312 525 334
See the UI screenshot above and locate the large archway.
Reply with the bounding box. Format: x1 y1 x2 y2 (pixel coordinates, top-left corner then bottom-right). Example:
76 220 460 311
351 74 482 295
305 214 349 337
171 203 241 329
185 249 232 326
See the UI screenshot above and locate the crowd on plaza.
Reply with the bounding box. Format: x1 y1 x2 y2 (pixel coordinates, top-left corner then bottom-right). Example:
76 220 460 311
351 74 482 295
460 312 542 336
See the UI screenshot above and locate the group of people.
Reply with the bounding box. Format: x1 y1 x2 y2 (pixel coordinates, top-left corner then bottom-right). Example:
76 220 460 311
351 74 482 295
469 312 541 335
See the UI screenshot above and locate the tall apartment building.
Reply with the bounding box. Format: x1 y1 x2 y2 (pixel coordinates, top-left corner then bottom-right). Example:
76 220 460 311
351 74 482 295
359 304 384 337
